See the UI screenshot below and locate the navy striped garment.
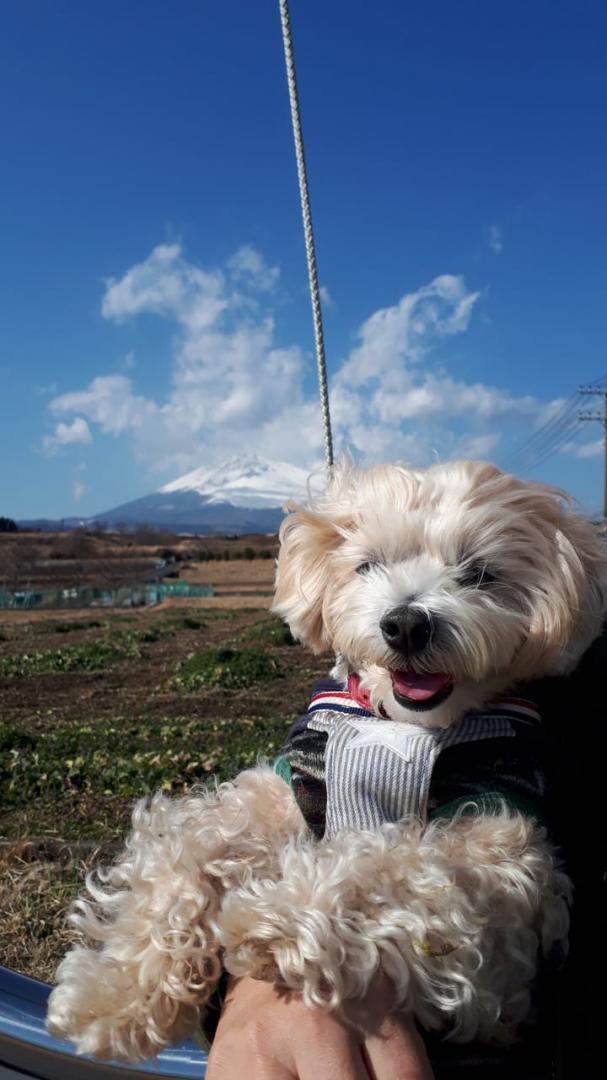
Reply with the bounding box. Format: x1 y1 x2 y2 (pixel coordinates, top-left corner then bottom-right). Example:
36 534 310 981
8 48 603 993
275 678 560 838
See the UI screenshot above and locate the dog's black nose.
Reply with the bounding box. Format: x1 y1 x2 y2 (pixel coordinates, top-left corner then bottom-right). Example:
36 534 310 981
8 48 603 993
380 606 434 654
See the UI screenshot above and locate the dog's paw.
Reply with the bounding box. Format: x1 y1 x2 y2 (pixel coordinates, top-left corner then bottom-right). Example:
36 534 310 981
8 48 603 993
47 945 204 1061
48 947 149 1060
218 865 380 1010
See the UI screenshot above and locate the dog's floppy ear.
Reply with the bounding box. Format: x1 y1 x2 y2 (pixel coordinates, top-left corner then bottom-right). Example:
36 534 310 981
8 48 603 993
510 482 607 676
273 503 346 653
548 504 607 671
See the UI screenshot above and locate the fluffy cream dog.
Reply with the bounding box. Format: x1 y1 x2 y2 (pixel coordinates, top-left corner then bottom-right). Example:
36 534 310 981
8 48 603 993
47 461 607 1061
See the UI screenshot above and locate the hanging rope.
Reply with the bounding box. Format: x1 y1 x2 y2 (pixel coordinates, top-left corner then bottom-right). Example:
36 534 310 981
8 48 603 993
278 0 334 469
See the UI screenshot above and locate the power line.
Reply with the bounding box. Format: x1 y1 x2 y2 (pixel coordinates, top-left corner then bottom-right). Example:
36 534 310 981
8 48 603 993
517 403 582 470
502 395 580 470
504 374 607 479
502 398 577 467
518 416 582 474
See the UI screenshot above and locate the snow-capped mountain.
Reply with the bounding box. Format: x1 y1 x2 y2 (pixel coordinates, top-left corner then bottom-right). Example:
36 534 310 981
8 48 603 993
160 454 310 509
88 454 316 534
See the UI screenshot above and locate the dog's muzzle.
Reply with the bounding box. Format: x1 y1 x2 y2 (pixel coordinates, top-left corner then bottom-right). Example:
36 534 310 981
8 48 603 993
378 606 453 711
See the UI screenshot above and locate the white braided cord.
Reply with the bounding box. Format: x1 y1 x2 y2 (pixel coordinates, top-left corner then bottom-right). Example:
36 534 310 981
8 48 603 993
278 0 334 469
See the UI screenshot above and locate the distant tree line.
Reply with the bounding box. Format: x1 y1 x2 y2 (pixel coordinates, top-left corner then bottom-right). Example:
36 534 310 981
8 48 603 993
196 546 273 562
0 517 18 533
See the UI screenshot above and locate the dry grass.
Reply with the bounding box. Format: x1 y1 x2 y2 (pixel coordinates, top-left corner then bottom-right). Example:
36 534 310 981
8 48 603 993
184 558 276 588
0 842 113 983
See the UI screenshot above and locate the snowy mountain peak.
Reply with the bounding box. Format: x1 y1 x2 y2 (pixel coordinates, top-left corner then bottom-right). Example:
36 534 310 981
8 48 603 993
160 464 211 495
160 454 312 509
205 453 279 486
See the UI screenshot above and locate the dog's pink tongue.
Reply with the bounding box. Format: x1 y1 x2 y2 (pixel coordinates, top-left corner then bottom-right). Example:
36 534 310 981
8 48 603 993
392 670 451 701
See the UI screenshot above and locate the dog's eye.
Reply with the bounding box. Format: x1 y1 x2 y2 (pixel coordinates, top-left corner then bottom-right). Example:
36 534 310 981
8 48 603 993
459 560 497 589
356 560 380 576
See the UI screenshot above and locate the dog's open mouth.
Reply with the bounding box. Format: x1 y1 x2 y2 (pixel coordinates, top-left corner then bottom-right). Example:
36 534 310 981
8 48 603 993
391 670 453 712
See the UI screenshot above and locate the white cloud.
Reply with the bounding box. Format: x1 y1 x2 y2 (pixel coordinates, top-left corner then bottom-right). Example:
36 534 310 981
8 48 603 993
451 432 501 459
102 243 227 332
532 397 567 428
562 438 603 459
371 375 536 425
50 376 156 436
227 245 280 292
49 245 307 472
43 416 92 454
319 284 333 309
488 224 503 255
329 274 535 461
336 275 480 391
73 480 86 502
46 244 561 481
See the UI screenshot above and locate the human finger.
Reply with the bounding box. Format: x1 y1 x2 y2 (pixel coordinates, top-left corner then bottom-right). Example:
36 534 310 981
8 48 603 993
295 1028 370 1080
362 1013 435 1080
207 1032 297 1080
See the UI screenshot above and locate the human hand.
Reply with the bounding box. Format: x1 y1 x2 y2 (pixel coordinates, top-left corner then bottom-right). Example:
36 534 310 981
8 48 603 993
206 976 435 1080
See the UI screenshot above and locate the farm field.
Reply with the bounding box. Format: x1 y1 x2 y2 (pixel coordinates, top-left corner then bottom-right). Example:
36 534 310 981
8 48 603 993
0 556 329 984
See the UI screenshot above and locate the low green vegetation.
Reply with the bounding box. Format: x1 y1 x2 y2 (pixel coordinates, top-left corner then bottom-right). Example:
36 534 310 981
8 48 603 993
170 646 283 692
175 614 205 630
51 619 106 634
135 624 174 643
36 614 137 634
0 624 190 677
0 636 142 677
241 617 296 646
0 711 289 827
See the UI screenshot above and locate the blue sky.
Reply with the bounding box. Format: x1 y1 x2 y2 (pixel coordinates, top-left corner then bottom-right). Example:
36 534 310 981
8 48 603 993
1 0 606 519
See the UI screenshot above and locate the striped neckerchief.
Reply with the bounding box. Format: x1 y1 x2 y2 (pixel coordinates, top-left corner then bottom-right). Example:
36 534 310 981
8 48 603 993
306 678 541 838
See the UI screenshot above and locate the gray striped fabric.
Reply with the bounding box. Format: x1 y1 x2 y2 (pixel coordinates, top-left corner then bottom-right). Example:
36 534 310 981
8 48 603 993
308 711 515 838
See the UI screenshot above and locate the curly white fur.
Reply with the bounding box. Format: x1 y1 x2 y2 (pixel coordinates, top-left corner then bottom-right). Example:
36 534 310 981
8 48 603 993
47 768 305 1059
48 461 607 1061
221 809 570 1043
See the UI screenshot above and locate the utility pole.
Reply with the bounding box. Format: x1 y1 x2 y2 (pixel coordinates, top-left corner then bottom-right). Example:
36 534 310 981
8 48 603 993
579 382 607 518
